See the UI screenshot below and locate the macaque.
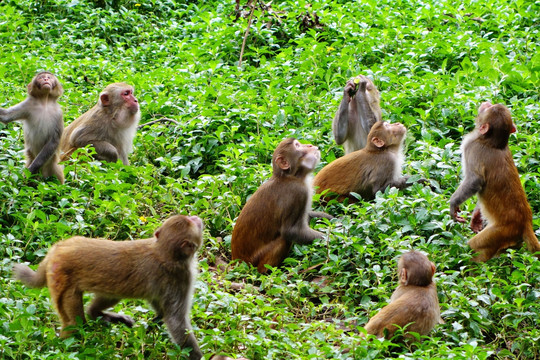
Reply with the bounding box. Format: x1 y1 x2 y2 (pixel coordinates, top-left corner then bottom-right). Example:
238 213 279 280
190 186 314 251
314 121 426 202
333 75 382 154
60 82 140 165
364 251 442 340
13 215 204 360
450 102 540 261
0 71 64 183
231 138 333 273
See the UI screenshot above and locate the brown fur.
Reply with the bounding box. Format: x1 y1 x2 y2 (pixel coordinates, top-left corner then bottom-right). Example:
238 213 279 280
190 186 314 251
13 215 203 360
231 138 332 273
0 71 64 183
364 251 442 339
315 121 425 202
450 102 540 261
60 82 140 165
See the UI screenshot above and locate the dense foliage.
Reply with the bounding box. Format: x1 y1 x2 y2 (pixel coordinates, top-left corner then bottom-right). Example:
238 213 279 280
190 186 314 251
1 0 539 359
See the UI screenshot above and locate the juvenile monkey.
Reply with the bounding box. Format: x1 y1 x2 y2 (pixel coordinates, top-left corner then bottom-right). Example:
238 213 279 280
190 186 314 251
60 82 140 165
14 215 204 360
450 102 540 261
333 75 382 153
231 138 333 273
364 251 442 340
315 121 427 202
0 71 64 183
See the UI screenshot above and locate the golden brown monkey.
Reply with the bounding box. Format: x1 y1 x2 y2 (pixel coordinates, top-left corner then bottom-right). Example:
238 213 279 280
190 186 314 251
0 71 64 183
364 251 442 340
450 102 540 261
231 138 333 273
333 75 382 153
60 82 140 165
315 121 428 202
14 215 203 360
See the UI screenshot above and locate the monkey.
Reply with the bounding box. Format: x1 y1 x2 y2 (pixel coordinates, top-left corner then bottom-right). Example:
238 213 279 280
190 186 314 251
332 75 382 154
13 215 204 360
363 250 442 340
0 71 64 183
450 102 540 262
314 121 428 202
60 82 140 165
231 138 333 273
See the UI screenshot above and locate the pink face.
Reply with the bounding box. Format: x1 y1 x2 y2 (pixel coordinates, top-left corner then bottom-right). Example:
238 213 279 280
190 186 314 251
478 101 492 114
384 121 406 136
36 73 55 90
121 88 139 113
295 140 320 170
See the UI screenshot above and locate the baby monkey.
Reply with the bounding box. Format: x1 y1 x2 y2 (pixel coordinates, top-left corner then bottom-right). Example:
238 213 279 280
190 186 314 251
364 251 442 340
14 215 204 360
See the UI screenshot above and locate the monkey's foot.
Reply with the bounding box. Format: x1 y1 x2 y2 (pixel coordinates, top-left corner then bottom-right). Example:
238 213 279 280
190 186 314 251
99 312 135 327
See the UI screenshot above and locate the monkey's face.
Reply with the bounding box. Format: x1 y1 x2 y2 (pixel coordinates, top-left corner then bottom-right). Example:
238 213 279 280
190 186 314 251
295 140 320 172
35 73 56 90
120 87 139 113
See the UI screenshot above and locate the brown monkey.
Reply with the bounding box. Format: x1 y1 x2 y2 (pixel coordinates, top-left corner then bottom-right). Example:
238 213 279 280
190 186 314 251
13 215 203 360
315 121 426 202
333 75 382 154
231 138 333 273
60 82 140 165
0 71 64 183
364 251 442 340
450 102 540 261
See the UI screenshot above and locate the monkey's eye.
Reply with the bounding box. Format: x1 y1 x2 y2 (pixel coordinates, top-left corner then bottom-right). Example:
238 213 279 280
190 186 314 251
123 91 130 96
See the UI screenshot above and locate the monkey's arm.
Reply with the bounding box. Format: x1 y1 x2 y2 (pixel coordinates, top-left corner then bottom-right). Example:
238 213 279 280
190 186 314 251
0 101 30 123
354 79 378 133
164 312 202 360
308 211 334 220
332 81 356 145
450 172 484 223
27 117 63 173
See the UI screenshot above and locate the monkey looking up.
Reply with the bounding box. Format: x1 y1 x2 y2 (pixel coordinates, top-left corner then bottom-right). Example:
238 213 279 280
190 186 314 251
14 215 204 360
231 138 333 273
333 75 382 154
0 71 64 183
450 102 540 261
60 82 140 165
364 251 442 340
314 121 428 202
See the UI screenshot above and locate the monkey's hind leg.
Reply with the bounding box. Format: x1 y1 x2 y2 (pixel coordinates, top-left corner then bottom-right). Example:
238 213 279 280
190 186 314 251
50 286 85 337
255 238 291 273
88 295 134 327
468 225 520 262
41 156 65 184
91 140 120 163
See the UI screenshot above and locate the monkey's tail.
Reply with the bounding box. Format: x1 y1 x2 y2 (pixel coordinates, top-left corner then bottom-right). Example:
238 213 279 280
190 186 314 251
523 228 540 258
13 262 47 288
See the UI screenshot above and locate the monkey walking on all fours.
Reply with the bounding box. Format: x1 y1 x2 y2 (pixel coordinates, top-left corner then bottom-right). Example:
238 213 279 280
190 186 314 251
14 215 204 360
450 102 540 261
0 71 65 183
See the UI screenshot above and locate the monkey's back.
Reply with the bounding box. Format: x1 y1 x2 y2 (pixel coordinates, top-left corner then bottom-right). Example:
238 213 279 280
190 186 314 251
44 236 179 298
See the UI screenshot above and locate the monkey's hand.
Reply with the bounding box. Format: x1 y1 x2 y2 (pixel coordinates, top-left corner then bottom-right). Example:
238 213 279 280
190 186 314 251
470 209 484 233
344 80 357 99
450 205 467 223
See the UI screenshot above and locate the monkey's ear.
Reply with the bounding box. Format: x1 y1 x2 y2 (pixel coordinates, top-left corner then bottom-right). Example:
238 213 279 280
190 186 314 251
510 123 516 133
478 123 489 135
371 137 385 148
100 93 111 106
275 156 290 170
399 268 408 285
430 262 436 276
154 229 161 239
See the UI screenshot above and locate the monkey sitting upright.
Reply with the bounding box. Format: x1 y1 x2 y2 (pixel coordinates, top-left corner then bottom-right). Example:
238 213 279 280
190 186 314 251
14 215 204 360
364 250 443 340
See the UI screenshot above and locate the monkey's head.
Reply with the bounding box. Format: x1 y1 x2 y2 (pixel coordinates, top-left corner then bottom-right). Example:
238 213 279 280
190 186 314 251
273 138 320 178
397 250 435 287
155 215 203 260
476 102 516 149
99 83 139 114
28 71 63 99
368 121 406 150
